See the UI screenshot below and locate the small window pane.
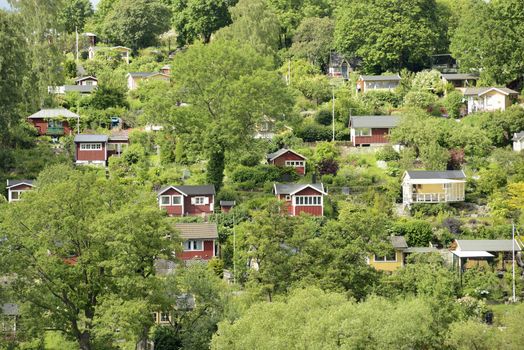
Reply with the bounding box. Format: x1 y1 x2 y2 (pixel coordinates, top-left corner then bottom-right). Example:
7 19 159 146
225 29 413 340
160 196 170 205
172 196 182 205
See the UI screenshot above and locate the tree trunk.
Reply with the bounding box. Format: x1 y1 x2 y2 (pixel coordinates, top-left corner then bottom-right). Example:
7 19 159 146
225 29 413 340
78 331 92 350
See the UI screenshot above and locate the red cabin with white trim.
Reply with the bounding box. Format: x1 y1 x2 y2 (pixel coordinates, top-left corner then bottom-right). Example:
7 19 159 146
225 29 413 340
157 185 215 217
267 149 307 175
175 223 219 262
273 183 326 216
6 180 35 202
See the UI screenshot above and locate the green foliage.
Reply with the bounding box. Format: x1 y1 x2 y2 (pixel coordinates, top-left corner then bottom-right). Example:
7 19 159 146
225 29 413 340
443 90 464 118
102 0 171 50
207 147 226 191
314 109 332 126
334 0 445 73
391 219 433 246
477 164 507 196
462 268 503 301
295 122 332 141
231 165 297 190
445 320 497 350
410 69 446 94
419 142 450 170
376 145 400 162
403 90 438 110
361 91 403 113
59 0 93 33
289 17 334 69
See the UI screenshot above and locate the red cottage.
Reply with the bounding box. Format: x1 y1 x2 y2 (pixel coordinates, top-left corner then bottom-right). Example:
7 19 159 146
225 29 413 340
267 148 307 175
273 183 326 217
6 180 35 202
157 185 215 217
27 108 79 138
74 134 129 166
175 223 219 262
220 200 236 213
349 116 400 147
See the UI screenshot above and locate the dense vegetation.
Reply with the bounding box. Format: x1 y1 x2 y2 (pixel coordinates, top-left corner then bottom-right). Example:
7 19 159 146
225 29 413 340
1 0 524 349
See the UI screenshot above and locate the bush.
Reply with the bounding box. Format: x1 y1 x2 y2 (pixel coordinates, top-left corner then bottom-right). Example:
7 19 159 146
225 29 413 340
391 219 433 246
403 90 438 110
231 165 298 188
443 90 464 118
361 91 402 110
315 109 333 126
317 158 339 175
295 123 332 142
376 145 400 161
442 217 463 235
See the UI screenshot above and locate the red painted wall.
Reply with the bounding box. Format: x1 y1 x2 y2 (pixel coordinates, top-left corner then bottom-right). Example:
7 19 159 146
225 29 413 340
179 240 215 261
293 187 324 217
9 184 33 191
354 128 391 145
160 188 184 216
159 188 214 216
29 118 72 136
271 151 306 175
75 143 106 162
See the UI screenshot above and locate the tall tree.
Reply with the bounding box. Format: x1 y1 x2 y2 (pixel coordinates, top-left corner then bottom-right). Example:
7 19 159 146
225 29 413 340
289 16 334 70
171 0 233 45
60 0 94 33
334 0 445 73
0 165 177 350
102 0 171 50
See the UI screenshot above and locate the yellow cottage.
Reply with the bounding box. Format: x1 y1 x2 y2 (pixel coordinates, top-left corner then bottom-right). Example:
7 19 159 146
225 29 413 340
402 170 466 205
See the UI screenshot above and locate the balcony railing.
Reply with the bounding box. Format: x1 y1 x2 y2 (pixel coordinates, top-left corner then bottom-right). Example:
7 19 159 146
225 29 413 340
411 193 464 203
46 127 64 136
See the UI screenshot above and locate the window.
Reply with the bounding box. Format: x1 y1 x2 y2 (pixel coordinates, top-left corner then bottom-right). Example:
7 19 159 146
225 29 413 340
194 197 205 205
356 128 371 137
285 195 291 201
160 312 170 322
285 160 305 167
183 240 203 251
294 196 322 206
10 191 21 201
160 195 170 206
80 143 102 151
172 195 182 205
374 252 397 262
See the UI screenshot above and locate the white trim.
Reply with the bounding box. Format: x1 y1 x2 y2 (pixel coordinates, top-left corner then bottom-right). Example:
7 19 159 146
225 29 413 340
183 240 204 251
285 160 305 167
193 196 206 205
6 182 34 190
268 149 307 162
373 252 397 262
288 184 327 196
157 186 188 196
171 195 183 206
294 195 322 206
159 195 171 206
79 143 102 151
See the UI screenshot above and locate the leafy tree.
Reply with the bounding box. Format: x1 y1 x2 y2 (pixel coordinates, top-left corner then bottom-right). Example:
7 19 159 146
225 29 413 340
289 17 334 69
410 69 446 94
477 164 507 196
445 320 497 350
216 0 280 57
334 0 445 73
391 219 433 246
403 90 438 110
172 0 233 45
102 0 171 50
443 90 464 118
419 142 450 170
60 0 93 33
207 145 226 191
0 165 177 350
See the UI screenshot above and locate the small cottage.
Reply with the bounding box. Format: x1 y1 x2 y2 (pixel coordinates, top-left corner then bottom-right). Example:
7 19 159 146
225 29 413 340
349 116 400 146
127 72 170 90
267 148 307 175
175 223 219 262
6 180 35 202
157 185 215 217
273 183 326 217
451 239 522 272
512 131 524 152
75 76 98 86
441 73 478 89
27 108 79 137
402 170 466 205
74 133 129 166
369 236 438 272
356 74 401 93
463 87 518 114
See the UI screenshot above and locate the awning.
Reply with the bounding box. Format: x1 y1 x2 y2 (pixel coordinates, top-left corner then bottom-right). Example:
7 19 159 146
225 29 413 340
408 179 466 184
452 250 494 258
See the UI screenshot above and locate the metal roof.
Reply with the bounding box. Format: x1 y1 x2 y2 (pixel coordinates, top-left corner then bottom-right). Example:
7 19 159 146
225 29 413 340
6 179 34 188
463 87 518 96
452 250 494 258
1 303 19 316
27 108 80 119
360 74 401 81
158 185 215 196
441 73 479 80
456 240 522 252
512 131 524 140
220 201 236 206
175 223 218 239
75 76 97 82
63 85 97 93
273 183 325 195
267 148 307 161
389 236 408 249
74 134 109 143
350 116 400 128
405 170 466 180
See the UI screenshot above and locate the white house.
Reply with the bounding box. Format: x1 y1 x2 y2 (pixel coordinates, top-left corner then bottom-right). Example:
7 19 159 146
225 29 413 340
127 72 170 90
6 180 35 202
356 74 401 93
463 87 518 114
513 131 524 152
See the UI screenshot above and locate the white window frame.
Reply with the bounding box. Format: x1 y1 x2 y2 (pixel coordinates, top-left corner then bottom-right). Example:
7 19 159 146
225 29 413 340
10 190 24 202
171 195 183 205
356 128 372 137
294 195 322 206
183 240 204 251
160 312 170 322
80 143 102 151
285 160 305 167
159 195 171 206
374 253 397 262
194 197 205 205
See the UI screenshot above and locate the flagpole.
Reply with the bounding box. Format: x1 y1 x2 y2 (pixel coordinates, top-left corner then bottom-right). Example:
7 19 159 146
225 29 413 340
512 222 516 303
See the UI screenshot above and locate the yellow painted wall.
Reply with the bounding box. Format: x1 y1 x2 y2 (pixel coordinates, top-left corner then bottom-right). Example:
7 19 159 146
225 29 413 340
369 250 404 272
416 184 444 194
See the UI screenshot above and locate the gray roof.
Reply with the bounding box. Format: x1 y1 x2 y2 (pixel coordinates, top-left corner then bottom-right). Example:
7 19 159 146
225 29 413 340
75 76 97 83
175 223 218 239
441 73 479 81
350 116 400 128
405 170 466 180
390 236 408 249
220 200 236 206
158 185 215 196
512 131 524 140
463 87 518 96
456 239 522 252
267 148 306 161
273 183 325 195
360 74 401 81
27 108 80 120
74 134 109 143
6 179 34 188
63 85 97 93
1 303 18 316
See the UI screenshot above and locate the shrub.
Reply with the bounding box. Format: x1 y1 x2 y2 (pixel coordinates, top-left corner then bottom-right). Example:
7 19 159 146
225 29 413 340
443 90 464 118
391 219 433 246
442 217 463 235
295 123 332 142
376 145 400 161
231 165 298 187
317 158 339 175
315 109 333 126
403 90 438 110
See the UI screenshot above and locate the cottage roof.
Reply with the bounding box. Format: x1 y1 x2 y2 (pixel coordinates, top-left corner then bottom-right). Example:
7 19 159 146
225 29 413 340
1 303 19 316
128 72 170 79
63 85 97 93
157 185 215 196
359 74 401 82
6 179 34 189
350 116 400 128
175 223 218 239
405 170 466 180
456 239 522 252
267 148 307 161
441 73 479 81
273 183 326 195
389 236 408 249
75 76 97 83
74 134 109 143
463 87 518 96
27 108 80 120
220 200 236 207
512 131 524 141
